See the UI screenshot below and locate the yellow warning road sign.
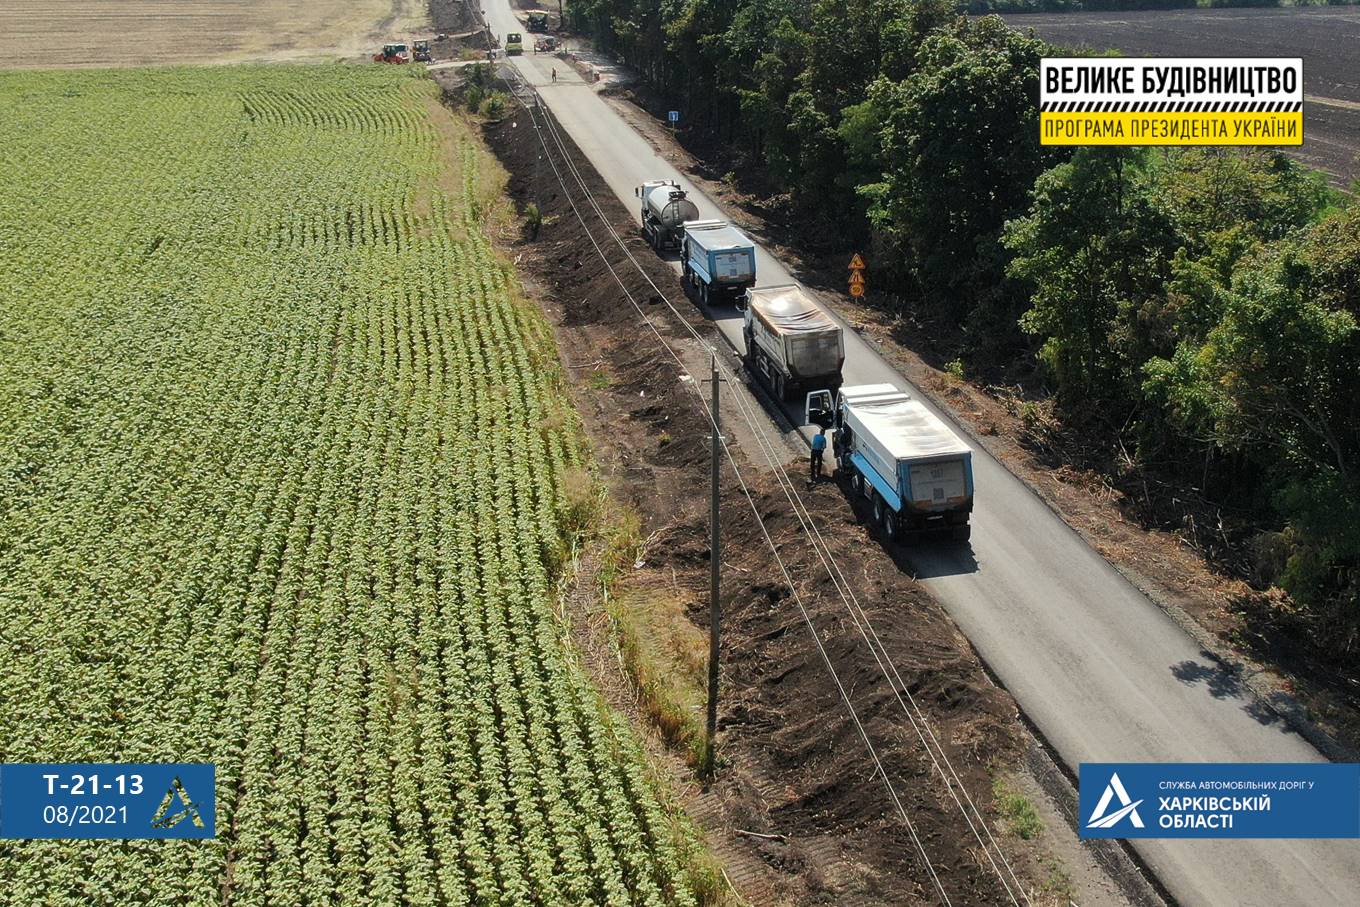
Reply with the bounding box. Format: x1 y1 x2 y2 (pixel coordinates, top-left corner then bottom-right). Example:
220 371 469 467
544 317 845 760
849 271 865 287
849 253 866 271
849 283 865 298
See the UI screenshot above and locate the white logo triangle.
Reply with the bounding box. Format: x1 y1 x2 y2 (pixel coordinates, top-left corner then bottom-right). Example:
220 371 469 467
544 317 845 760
1087 772 1145 829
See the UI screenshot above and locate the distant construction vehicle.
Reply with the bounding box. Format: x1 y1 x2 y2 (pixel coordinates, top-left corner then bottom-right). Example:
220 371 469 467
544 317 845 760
373 43 410 64
504 32 524 56
412 40 432 63
681 219 757 306
743 285 844 402
810 384 974 541
635 180 700 251
526 11 551 32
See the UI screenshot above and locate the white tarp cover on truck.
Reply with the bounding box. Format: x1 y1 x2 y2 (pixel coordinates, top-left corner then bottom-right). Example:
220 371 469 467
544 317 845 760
748 285 837 336
684 220 753 252
842 386 970 462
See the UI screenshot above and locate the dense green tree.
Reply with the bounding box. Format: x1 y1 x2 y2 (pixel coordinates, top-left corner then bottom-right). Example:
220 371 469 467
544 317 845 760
1147 206 1360 480
865 17 1062 318
1145 206 1360 637
1004 148 1179 403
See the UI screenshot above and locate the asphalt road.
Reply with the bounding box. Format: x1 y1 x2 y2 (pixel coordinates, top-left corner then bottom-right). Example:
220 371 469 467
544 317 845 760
483 7 1360 904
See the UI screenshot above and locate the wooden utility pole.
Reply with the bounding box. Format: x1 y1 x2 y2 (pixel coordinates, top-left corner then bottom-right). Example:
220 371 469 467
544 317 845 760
703 352 722 778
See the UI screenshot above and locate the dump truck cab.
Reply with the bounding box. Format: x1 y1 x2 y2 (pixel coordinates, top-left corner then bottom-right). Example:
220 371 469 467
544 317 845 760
806 389 835 430
526 11 551 32
412 40 432 62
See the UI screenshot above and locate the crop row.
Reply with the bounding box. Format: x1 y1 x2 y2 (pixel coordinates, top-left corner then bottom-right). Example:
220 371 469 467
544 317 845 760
0 65 701 905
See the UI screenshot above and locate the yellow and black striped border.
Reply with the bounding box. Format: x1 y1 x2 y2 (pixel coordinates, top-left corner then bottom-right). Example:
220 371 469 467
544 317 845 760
1043 101 1302 114
1040 100 1303 146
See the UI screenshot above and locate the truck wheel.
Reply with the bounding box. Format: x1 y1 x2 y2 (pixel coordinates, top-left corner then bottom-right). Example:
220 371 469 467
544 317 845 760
872 494 895 542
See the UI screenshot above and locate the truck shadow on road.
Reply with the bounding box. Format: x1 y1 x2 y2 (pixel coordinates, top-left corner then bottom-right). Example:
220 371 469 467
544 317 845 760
832 473 981 579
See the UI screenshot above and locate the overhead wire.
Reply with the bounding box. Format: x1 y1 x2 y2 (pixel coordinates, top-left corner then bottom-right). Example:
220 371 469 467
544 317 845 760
521 76 1036 906
522 79 1033 907
512 83 954 906
503 65 1040 905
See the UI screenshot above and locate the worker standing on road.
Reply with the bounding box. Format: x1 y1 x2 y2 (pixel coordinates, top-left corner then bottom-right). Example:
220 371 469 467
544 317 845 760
810 427 827 483
551 67 557 82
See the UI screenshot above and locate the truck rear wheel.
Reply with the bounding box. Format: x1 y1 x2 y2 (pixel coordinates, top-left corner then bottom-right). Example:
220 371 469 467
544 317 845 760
872 494 896 542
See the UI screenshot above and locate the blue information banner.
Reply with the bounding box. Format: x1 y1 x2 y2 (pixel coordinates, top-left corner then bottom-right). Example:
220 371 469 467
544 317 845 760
0 763 215 839
1079 762 1360 839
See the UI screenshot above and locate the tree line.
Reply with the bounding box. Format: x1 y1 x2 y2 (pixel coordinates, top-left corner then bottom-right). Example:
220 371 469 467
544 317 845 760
569 0 1359 658
966 0 1355 13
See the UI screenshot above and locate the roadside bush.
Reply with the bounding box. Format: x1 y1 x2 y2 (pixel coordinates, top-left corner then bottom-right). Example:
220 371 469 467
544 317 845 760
524 202 543 239
478 90 510 120
464 83 486 112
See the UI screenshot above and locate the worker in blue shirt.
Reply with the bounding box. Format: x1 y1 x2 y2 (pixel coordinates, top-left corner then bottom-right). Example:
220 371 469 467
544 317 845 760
810 427 827 483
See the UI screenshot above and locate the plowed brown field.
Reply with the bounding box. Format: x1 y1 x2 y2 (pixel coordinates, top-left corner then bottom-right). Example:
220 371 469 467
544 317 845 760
1004 7 1360 187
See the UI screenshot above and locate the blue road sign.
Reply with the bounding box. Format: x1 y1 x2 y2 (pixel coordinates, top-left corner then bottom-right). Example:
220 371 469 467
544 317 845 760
1 763 215 839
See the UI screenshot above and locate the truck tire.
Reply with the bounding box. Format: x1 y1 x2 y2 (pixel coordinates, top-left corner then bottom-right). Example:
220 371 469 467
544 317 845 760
872 494 896 542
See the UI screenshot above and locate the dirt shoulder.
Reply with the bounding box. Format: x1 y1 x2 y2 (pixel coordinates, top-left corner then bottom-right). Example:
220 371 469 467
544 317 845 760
600 87 1360 764
435 65 1163 907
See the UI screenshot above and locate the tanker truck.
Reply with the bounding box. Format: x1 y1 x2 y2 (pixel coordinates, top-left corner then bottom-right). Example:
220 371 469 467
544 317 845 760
743 285 844 402
681 219 757 307
805 384 974 542
635 180 700 252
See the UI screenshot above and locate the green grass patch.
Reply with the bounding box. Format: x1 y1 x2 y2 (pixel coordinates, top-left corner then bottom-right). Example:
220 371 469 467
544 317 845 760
993 776 1045 840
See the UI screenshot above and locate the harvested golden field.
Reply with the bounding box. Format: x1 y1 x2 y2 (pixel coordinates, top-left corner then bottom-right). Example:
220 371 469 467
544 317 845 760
0 0 429 68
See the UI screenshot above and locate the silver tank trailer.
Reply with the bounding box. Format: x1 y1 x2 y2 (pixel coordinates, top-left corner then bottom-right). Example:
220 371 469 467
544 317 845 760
640 182 699 249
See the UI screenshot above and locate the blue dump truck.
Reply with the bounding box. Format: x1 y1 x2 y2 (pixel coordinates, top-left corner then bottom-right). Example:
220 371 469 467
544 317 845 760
681 219 756 306
807 384 974 542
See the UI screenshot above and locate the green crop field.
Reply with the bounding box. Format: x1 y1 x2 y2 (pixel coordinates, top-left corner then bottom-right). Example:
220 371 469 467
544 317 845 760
0 65 702 905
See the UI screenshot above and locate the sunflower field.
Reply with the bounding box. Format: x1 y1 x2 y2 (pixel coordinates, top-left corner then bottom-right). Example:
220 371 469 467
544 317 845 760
0 65 702 905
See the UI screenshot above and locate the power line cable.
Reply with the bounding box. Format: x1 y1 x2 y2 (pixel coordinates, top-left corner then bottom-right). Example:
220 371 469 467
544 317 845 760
524 80 1034 904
